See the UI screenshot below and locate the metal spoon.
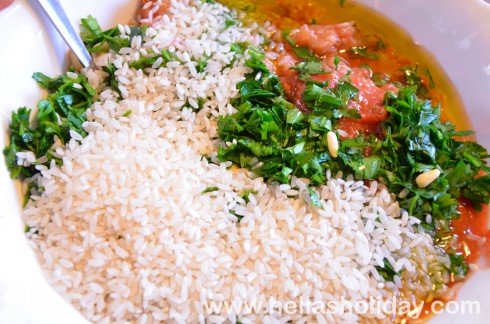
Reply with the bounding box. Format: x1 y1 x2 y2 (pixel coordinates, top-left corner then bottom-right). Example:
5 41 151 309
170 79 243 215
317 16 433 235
33 0 93 68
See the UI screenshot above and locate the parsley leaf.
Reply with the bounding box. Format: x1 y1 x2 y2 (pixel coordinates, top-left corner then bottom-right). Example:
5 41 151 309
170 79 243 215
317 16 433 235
449 252 469 277
202 187 219 194
241 189 258 203
375 258 399 281
291 61 326 80
349 46 378 60
302 80 360 121
3 69 95 183
306 186 322 208
225 18 237 28
80 16 147 54
128 49 179 70
282 29 320 62
399 65 434 98
372 73 390 86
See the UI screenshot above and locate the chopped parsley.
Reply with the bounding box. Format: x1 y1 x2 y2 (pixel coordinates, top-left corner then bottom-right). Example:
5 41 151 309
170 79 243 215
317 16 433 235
399 65 434 98
240 189 258 203
449 252 469 278
202 187 219 194
128 49 181 70
333 56 340 70
302 80 361 121
291 61 326 81
375 258 399 282
372 72 390 86
80 16 147 54
103 60 121 97
217 43 490 279
282 29 320 62
306 186 322 208
197 57 208 73
121 110 133 117
349 46 379 60
3 69 95 180
225 18 238 28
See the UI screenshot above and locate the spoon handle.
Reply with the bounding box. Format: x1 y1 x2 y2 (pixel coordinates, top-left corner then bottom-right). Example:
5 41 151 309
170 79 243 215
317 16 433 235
33 0 93 68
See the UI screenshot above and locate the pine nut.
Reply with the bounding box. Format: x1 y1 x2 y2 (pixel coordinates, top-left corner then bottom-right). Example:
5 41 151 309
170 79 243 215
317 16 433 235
327 131 339 158
415 169 441 188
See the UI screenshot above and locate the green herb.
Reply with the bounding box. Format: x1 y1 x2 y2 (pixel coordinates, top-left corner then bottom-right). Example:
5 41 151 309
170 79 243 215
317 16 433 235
449 252 469 277
80 15 104 47
372 73 390 86
292 47 319 62
291 61 326 80
240 189 258 203
128 49 179 70
375 258 399 281
196 98 207 110
23 182 40 207
80 16 147 54
243 45 270 72
230 210 244 222
399 66 420 87
121 110 133 117
302 80 360 120
339 69 352 83
231 42 248 54
3 69 95 180
229 190 258 221
306 186 322 208
399 65 434 98
282 29 320 62
201 154 212 163
311 19 317 25
103 60 121 97
349 46 378 60
225 18 237 28
197 57 208 73
24 225 38 234
340 0 346 7
281 29 296 47
333 56 340 70
202 187 219 194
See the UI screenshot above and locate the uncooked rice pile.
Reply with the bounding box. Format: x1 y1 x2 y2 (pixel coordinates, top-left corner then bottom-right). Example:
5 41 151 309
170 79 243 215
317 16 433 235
23 0 451 323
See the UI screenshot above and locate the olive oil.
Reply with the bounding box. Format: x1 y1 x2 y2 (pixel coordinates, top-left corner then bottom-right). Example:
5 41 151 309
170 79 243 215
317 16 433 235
221 0 472 133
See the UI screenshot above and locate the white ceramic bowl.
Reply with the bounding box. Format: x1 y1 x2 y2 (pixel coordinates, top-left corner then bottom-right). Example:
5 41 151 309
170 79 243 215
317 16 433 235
0 0 489 322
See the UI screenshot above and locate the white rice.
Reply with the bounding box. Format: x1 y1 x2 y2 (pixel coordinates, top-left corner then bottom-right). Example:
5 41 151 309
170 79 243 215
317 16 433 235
23 0 451 323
